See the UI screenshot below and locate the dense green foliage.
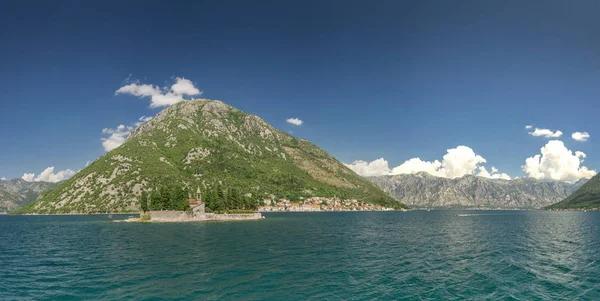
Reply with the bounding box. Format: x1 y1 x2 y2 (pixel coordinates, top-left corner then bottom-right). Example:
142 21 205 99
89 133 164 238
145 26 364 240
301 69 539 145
17 100 406 214
148 185 190 211
202 185 259 213
546 175 600 209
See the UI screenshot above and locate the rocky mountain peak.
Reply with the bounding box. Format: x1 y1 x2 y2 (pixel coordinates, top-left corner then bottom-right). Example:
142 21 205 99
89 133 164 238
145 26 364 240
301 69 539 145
19 100 403 214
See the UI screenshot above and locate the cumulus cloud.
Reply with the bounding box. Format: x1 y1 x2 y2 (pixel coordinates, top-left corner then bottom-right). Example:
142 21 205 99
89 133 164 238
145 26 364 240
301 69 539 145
528 128 563 138
345 146 511 179
286 118 303 126
101 124 132 152
344 158 391 177
390 158 441 176
170 77 201 95
101 116 153 152
115 83 160 97
115 77 202 108
476 166 511 180
21 173 34 182
525 125 533 129
21 167 76 183
0 177 6 181
522 140 596 182
572 131 590 142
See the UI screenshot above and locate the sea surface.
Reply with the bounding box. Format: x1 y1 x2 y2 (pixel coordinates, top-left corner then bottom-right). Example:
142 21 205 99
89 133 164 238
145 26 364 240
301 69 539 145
1 211 600 300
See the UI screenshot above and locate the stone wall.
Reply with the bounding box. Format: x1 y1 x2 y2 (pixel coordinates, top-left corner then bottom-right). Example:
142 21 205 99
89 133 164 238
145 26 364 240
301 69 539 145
149 210 192 222
204 213 263 221
148 211 262 222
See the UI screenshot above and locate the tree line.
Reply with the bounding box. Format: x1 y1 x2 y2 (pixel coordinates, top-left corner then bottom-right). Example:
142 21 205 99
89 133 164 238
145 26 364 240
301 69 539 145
139 183 259 213
139 185 190 212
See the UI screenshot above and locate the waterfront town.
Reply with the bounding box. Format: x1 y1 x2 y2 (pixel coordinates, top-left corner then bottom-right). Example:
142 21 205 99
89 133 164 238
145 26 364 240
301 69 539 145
259 197 397 212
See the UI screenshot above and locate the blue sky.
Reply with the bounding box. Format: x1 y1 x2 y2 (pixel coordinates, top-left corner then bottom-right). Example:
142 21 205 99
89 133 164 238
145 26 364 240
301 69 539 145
0 0 598 182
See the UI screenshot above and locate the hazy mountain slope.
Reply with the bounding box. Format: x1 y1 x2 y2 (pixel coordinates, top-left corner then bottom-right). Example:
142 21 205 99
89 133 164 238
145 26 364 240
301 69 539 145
368 172 586 209
0 179 57 212
546 174 600 209
18 100 403 214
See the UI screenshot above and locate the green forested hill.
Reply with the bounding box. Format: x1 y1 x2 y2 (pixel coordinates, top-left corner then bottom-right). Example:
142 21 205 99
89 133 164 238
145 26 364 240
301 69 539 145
17 100 404 214
546 175 600 209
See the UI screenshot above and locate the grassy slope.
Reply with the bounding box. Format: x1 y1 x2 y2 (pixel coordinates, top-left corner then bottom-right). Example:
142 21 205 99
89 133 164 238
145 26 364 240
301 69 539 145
546 175 600 209
17 100 404 214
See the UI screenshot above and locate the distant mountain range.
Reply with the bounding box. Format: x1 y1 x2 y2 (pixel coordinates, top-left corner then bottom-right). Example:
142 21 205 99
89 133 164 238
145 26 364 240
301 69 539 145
368 172 588 209
546 173 600 210
0 179 57 212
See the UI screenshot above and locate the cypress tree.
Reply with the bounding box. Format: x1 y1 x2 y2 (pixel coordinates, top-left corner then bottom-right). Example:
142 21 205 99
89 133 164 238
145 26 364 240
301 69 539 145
140 191 148 212
204 188 214 211
149 190 158 211
229 187 239 209
216 184 225 211
169 185 179 210
159 186 170 210
179 187 190 211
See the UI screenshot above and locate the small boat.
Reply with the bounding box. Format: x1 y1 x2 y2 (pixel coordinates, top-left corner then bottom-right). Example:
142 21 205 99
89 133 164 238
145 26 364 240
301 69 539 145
108 214 113 218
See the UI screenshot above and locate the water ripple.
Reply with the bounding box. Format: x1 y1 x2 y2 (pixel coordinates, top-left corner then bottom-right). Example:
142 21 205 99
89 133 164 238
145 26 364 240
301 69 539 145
1 211 600 300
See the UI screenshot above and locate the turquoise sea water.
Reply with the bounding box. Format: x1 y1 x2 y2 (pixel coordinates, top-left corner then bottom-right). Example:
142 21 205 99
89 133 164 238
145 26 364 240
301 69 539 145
1 211 600 300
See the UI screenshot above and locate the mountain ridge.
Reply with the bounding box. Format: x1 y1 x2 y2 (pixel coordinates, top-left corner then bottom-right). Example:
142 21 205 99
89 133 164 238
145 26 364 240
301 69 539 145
0 179 57 212
368 173 587 209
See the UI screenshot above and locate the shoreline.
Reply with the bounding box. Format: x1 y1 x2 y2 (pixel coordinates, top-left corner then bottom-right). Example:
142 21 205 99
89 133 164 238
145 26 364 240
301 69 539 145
117 211 264 223
8 208 600 217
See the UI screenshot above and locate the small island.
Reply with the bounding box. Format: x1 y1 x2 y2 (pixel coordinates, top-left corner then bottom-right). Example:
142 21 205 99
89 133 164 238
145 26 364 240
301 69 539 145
123 186 263 223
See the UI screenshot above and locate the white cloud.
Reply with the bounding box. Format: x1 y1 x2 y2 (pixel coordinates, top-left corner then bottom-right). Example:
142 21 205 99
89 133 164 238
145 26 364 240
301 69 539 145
170 77 201 95
0 177 6 181
528 128 563 138
115 77 202 108
149 92 183 108
525 125 533 129
101 116 153 152
572 131 590 142
286 118 303 126
21 167 76 183
21 173 35 182
115 83 160 97
390 157 442 176
477 166 511 180
101 124 133 152
344 158 391 177
346 146 511 179
522 140 596 182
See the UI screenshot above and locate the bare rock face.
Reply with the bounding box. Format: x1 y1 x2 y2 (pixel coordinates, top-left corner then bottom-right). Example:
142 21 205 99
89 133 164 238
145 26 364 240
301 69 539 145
368 173 587 209
0 179 56 212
